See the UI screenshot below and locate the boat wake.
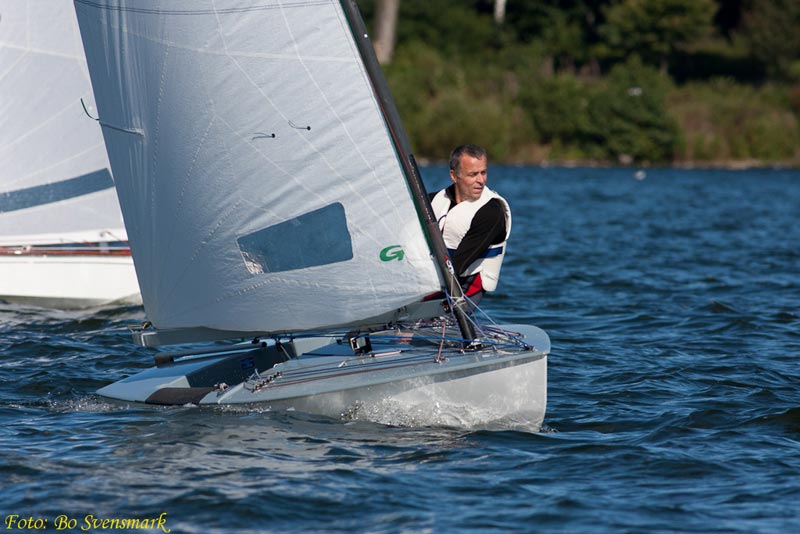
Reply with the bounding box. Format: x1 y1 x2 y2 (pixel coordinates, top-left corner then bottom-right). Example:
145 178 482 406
42 395 139 414
342 398 544 433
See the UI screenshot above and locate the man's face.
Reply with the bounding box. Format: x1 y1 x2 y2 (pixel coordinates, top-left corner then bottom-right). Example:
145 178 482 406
450 154 487 203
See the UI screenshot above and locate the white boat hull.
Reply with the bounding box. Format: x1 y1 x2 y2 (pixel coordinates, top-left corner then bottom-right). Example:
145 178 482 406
0 255 140 309
98 324 548 430
257 354 547 430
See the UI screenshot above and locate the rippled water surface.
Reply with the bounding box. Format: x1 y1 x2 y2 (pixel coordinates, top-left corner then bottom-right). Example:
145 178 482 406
2 166 799 533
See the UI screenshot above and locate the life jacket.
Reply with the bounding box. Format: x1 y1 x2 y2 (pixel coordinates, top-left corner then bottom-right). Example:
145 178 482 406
430 186 511 292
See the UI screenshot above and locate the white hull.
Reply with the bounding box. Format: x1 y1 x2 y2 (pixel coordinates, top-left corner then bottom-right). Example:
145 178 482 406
261 355 547 430
98 324 548 430
0 255 140 309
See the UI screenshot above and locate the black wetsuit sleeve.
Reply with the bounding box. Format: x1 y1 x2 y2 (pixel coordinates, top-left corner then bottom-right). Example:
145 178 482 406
451 199 506 275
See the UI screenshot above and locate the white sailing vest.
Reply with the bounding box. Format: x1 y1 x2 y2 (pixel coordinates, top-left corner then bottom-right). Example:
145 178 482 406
430 186 511 292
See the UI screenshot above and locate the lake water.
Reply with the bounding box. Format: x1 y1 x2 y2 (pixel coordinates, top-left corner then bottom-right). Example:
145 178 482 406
1 166 799 533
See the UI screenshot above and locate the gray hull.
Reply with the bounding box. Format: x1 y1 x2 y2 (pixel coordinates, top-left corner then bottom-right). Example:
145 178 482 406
99 324 549 429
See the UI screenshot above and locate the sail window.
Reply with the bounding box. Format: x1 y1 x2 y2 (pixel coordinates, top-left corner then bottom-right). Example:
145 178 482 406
237 202 353 274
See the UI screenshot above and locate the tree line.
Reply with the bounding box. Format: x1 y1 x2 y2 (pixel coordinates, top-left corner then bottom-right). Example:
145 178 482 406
358 0 800 166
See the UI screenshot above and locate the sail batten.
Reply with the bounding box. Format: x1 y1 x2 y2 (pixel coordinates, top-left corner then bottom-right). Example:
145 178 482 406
76 0 443 338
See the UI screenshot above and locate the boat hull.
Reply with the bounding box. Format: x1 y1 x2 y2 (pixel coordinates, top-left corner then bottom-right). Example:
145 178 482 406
0 255 140 309
98 324 549 430
246 353 547 430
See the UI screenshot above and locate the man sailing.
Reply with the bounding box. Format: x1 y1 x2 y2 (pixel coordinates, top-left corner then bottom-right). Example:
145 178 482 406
429 144 511 305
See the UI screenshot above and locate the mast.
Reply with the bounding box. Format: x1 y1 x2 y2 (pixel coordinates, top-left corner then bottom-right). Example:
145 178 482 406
340 0 476 343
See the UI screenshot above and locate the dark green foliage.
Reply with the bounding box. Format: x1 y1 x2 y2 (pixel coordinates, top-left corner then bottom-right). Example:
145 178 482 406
494 58 682 164
519 75 595 146
385 41 535 162
384 41 455 111
497 3 595 70
394 0 504 58
586 59 682 162
361 0 799 165
411 91 516 162
742 0 800 81
599 0 717 73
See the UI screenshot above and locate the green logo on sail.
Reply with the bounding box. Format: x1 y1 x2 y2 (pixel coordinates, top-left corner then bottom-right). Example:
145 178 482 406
380 245 404 262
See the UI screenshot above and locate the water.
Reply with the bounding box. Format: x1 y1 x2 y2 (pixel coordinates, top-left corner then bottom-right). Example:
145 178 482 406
2 167 799 533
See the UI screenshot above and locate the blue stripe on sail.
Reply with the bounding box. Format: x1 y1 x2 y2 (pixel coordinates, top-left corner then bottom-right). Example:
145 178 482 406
447 246 504 259
0 169 114 213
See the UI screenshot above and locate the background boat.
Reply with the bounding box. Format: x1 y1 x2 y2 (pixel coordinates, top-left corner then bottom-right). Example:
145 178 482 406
0 0 139 309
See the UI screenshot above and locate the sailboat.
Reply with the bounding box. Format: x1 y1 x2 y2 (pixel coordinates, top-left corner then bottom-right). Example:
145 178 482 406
74 0 549 428
0 0 140 309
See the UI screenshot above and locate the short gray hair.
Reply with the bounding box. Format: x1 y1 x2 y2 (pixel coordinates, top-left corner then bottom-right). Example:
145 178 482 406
449 144 487 176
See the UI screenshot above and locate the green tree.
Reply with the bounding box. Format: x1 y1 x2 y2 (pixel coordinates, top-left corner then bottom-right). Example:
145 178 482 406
742 0 800 81
519 74 594 146
587 58 682 163
540 7 587 72
600 0 717 74
500 1 610 74
395 0 501 59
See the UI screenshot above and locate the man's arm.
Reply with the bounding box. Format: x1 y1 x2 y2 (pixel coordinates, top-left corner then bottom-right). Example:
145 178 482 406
451 199 506 275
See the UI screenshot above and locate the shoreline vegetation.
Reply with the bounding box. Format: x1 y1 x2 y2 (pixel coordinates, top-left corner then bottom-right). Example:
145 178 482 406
360 0 800 169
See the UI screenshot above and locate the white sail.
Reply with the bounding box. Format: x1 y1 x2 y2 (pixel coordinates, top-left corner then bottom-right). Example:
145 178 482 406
0 0 127 243
75 0 443 335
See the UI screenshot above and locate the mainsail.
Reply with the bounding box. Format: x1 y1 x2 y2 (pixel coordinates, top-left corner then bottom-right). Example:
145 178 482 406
0 0 127 245
75 0 446 338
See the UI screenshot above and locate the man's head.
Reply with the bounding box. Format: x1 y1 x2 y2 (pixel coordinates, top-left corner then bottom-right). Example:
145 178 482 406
449 144 488 204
